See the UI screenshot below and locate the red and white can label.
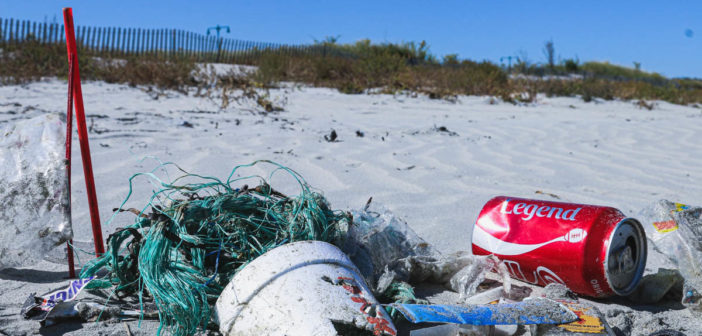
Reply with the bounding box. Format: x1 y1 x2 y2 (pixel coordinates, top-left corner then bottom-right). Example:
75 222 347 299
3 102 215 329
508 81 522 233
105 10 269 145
472 196 626 297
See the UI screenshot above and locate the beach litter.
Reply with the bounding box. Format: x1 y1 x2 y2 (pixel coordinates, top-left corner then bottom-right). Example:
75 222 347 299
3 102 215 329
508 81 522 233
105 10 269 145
0 114 72 269
472 196 647 298
16 159 539 335
27 160 470 335
529 284 614 336
215 240 396 336
73 160 354 335
637 200 702 308
390 298 578 325
343 201 509 305
12 151 700 335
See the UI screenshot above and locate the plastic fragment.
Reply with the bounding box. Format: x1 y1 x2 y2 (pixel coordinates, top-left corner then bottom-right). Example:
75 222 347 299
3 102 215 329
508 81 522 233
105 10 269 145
343 202 504 302
0 114 72 269
391 298 578 325
637 200 702 308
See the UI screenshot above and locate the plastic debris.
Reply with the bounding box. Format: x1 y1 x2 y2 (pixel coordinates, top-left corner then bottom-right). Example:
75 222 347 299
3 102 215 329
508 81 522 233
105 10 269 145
78 161 351 336
21 276 96 321
390 298 578 325
409 324 490 336
20 275 158 327
343 201 505 302
463 286 505 305
627 268 685 304
532 284 615 335
215 241 396 336
0 114 72 269
529 301 613 335
637 200 702 308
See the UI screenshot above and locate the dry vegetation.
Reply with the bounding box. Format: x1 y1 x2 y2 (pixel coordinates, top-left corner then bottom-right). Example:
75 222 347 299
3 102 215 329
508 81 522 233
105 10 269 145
3 38 702 107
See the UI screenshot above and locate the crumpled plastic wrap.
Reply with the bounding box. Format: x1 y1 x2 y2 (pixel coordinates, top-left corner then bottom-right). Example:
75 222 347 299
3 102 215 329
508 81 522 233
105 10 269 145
637 200 702 308
341 200 507 301
0 114 72 269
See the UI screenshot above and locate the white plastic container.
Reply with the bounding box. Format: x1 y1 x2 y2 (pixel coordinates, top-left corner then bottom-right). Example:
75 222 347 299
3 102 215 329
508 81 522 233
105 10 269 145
215 240 397 336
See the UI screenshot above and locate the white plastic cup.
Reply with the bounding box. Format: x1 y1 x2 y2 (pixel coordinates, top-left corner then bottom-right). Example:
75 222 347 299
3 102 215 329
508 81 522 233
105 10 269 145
215 240 397 336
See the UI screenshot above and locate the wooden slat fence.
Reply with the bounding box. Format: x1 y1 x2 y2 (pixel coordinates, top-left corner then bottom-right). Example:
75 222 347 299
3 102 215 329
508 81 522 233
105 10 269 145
0 17 337 65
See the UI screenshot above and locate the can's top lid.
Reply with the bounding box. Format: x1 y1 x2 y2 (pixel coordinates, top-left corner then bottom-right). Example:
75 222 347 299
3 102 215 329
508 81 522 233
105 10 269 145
604 218 647 296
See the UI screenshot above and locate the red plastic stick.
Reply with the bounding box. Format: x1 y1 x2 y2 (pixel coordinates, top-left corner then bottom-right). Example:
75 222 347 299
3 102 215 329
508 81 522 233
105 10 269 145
65 54 76 278
63 8 105 257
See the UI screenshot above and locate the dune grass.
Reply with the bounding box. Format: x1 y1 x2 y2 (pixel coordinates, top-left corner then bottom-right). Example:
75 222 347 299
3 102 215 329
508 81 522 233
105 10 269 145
3 38 702 106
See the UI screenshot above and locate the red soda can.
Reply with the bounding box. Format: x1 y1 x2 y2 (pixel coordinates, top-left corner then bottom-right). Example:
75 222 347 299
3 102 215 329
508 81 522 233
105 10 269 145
472 196 647 297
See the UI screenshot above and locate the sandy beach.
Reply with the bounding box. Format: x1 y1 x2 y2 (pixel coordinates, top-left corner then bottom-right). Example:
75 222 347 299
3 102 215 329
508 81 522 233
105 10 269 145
1 76 701 335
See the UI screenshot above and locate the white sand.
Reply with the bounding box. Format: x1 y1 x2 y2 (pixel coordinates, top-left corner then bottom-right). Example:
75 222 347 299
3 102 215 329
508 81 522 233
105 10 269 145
1 78 701 335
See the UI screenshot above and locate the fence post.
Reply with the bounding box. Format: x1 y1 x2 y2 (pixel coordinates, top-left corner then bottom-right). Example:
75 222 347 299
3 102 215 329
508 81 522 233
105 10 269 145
98 27 104 53
191 32 196 58
157 28 161 56
120 28 126 56
186 31 191 58
162 29 167 57
160 29 165 57
224 38 232 63
0 18 3 45
101 27 107 53
139 28 143 55
183 31 187 58
144 29 149 55
111 27 117 54
85 26 91 52
132 28 137 55
197 34 205 62
95 27 101 52
148 29 154 56
231 39 239 63
155 29 161 57
216 36 222 62
46 21 52 44
41 22 47 43
156 29 160 56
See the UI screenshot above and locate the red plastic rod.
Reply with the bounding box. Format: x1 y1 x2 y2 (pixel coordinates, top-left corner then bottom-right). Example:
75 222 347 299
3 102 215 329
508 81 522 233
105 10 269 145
65 54 76 278
63 8 105 257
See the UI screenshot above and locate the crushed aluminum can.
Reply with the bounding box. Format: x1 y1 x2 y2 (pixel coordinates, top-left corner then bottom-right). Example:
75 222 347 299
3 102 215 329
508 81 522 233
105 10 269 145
472 196 647 297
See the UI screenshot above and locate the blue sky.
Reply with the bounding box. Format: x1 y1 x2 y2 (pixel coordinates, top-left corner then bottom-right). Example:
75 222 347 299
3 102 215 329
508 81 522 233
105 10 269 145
2 1 700 78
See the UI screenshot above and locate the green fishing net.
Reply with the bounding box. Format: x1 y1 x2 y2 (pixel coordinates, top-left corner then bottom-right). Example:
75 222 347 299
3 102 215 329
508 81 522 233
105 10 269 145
80 160 351 335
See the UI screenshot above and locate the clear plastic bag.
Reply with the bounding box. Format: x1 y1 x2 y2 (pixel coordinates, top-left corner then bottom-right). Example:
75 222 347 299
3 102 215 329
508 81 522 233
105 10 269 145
341 200 501 300
637 200 702 308
0 114 72 269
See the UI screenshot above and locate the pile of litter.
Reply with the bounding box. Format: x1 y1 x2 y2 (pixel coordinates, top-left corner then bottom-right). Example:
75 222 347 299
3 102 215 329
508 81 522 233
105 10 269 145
0 114 72 269
79 160 351 335
17 156 701 335
51 160 499 335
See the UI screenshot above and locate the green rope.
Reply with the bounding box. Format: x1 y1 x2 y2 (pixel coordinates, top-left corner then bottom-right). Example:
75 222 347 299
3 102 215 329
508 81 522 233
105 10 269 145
382 281 428 319
80 160 351 336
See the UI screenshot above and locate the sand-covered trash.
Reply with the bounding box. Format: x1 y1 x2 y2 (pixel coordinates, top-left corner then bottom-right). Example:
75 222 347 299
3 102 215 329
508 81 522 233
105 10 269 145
0 114 72 269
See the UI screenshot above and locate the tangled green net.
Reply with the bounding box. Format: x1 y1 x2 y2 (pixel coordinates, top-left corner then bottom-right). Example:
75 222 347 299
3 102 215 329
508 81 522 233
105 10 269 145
80 160 351 335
